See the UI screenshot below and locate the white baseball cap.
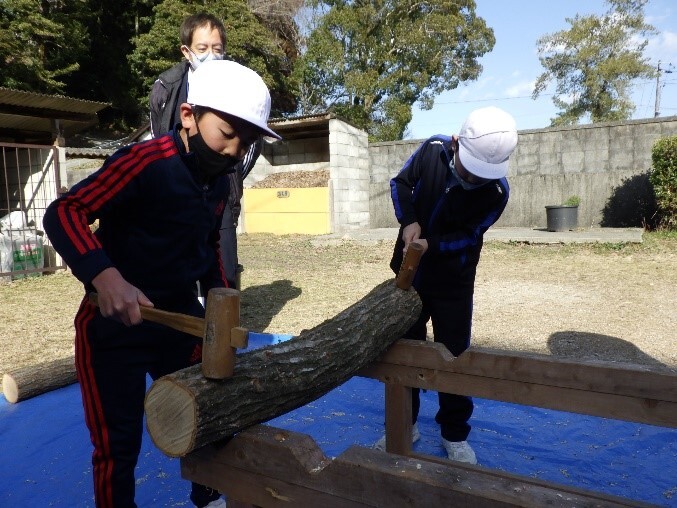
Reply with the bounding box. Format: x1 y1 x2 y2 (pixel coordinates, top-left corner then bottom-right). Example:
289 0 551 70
187 59 281 139
457 106 517 179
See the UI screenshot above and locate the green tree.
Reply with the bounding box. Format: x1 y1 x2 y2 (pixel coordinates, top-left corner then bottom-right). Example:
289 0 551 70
296 0 495 141
129 0 298 118
533 0 657 126
0 0 84 93
650 136 677 230
67 0 159 129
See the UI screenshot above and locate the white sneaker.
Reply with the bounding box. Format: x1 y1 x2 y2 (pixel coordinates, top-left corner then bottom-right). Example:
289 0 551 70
201 498 226 508
373 423 421 451
442 438 477 464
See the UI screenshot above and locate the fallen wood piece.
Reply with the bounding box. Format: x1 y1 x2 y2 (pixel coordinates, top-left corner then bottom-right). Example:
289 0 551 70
181 424 649 508
2 357 77 403
359 340 677 428
145 279 421 457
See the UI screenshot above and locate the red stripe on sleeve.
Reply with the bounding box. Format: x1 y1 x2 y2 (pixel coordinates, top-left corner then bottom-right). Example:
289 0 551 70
57 137 177 256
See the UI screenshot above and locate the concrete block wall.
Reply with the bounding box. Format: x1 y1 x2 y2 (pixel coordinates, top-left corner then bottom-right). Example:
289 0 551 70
368 139 418 229
369 116 677 229
328 119 370 232
62 115 677 232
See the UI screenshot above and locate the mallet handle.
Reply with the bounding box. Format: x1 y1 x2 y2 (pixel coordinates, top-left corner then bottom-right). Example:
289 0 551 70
88 293 204 338
395 242 424 290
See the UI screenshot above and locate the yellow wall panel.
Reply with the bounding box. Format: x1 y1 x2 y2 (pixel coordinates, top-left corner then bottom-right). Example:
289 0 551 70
243 188 330 234
244 188 328 213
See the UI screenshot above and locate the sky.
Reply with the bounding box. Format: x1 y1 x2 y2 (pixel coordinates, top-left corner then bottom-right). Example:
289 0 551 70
406 0 677 139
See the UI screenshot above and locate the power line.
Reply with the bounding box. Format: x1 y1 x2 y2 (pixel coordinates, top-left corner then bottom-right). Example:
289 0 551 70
429 74 676 108
432 93 552 105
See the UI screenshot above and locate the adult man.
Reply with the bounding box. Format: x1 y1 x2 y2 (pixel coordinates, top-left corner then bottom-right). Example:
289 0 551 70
44 60 280 508
150 12 261 289
376 106 517 464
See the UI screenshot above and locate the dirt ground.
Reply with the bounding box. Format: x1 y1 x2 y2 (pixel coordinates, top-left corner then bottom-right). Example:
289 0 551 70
1 232 675 383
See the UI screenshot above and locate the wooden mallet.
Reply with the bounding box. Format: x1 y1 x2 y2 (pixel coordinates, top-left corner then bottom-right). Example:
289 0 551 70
395 241 424 290
88 288 248 380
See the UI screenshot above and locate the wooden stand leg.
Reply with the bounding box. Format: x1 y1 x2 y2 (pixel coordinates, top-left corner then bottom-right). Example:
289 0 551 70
384 383 413 454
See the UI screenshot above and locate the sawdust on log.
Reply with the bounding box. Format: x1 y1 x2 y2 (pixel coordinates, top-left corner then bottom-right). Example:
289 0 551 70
250 169 330 189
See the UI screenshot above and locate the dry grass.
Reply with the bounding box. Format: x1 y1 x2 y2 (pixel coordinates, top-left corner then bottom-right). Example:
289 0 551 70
1 232 676 382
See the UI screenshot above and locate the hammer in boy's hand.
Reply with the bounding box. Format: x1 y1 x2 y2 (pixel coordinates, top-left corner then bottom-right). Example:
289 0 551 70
395 241 424 290
88 288 248 380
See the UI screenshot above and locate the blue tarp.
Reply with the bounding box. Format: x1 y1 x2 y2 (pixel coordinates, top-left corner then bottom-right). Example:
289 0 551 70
2 333 675 507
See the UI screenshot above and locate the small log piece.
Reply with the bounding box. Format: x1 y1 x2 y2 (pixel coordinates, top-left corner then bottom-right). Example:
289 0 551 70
145 279 421 457
2 356 77 404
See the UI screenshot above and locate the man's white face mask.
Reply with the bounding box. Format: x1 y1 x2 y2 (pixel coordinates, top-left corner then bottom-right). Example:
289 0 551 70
186 48 223 71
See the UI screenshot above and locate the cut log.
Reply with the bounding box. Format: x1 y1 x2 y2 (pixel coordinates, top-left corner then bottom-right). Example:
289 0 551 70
145 279 421 457
2 356 77 404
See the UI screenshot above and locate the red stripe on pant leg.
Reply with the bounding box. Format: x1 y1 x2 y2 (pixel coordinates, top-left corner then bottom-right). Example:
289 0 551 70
75 299 114 508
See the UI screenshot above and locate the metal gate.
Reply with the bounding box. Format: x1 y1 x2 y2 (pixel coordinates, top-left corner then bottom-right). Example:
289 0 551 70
0 142 66 280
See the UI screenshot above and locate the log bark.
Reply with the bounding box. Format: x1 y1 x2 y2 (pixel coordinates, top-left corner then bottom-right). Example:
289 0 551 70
145 279 421 457
2 356 77 403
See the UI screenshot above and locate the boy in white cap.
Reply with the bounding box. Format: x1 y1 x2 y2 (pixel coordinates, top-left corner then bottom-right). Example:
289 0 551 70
44 60 280 508
375 106 518 464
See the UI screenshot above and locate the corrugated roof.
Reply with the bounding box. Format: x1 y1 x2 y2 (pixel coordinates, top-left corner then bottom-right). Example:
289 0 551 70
267 112 337 140
268 112 336 124
0 87 110 145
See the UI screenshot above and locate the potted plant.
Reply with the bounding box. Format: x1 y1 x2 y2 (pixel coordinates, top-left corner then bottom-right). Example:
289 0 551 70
545 195 579 232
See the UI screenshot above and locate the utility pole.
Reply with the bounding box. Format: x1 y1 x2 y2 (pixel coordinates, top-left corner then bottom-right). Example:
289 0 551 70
655 61 674 118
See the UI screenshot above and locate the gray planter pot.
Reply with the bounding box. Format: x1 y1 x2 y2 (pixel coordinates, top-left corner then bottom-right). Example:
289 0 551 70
545 205 579 232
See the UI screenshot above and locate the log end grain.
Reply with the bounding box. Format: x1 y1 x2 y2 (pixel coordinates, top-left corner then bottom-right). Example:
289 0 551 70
145 378 198 457
2 373 19 404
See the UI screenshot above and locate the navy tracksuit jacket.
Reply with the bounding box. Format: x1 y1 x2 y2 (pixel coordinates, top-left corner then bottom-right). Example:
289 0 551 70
390 134 509 297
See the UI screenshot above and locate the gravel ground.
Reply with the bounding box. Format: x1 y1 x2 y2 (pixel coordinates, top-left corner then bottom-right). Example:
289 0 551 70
1 232 675 383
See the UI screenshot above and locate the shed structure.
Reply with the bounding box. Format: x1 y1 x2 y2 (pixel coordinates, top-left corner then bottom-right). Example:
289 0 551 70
244 113 370 234
0 88 109 278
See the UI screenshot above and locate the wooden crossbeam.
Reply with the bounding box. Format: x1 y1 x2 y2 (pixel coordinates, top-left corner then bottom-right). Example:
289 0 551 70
181 425 650 508
358 340 677 428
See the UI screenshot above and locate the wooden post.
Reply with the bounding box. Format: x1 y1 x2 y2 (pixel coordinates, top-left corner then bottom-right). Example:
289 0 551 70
384 383 413 455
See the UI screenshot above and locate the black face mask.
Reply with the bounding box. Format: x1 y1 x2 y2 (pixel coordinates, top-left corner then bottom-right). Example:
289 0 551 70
188 130 239 179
